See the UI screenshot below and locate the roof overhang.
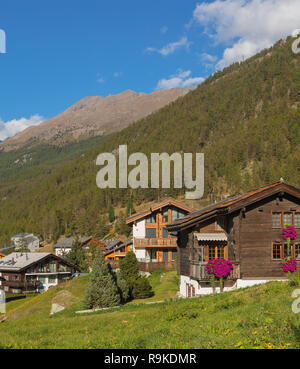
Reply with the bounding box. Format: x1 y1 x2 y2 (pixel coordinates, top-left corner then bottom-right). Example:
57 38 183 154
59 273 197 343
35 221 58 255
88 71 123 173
167 182 300 232
126 198 195 225
195 233 227 242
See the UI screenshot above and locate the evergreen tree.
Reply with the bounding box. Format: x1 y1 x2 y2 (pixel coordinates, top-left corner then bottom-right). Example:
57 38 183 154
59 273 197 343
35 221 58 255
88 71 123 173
84 249 120 309
64 237 87 272
126 197 135 217
119 251 140 290
115 211 131 236
108 204 115 223
132 276 153 299
115 271 130 303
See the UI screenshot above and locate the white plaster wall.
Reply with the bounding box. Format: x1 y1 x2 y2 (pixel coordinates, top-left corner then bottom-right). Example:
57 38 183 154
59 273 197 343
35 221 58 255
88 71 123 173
179 275 288 297
134 247 145 262
133 219 145 239
55 248 71 256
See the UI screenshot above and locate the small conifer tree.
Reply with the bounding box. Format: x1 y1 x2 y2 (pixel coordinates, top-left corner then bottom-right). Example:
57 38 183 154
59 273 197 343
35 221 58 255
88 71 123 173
115 271 130 303
108 204 115 223
84 249 120 309
132 276 153 299
119 251 140 289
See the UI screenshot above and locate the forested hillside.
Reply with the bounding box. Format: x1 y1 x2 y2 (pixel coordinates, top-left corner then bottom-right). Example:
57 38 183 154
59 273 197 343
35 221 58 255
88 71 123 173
0 37 299 247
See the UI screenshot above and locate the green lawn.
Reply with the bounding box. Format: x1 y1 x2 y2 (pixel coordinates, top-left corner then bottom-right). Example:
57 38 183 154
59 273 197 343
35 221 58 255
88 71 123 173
0 272 299 349
128 270 179 304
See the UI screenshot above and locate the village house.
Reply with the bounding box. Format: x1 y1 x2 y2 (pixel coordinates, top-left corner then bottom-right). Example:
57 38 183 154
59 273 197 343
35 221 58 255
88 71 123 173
126 198 194 271
53 236 93 256
167 181 300 297
0 252 76 294
11 233 40 252
104 240 133 261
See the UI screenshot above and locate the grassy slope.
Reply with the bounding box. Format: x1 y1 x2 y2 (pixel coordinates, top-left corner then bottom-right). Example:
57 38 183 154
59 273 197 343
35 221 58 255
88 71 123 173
0 272 299 349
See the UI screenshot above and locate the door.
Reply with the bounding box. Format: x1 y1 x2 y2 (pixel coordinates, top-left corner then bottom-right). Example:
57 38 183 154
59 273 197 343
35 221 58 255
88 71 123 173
163 249 169 262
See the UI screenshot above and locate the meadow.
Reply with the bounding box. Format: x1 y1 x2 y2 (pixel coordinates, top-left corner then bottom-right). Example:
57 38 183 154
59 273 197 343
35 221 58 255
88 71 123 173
0 271 299 349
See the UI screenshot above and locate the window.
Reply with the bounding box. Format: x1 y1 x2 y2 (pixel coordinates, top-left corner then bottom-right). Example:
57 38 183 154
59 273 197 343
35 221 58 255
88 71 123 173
171 208 186 222
146 214 156 224
58 264 67 272
49 262 57 273
272 244 281 259
272 213 281 228
162 228 169 239
162 207 169 223
208 245 225 260
283 213 293 226
171 249 177 261
4 275 9 281
12 289 20 294
4 286 9 292
38 276 47 284
12 275 19 281
295 244 300 260
295 213 300 228
216 218 225 230
146 228 156 239
48 276 57 284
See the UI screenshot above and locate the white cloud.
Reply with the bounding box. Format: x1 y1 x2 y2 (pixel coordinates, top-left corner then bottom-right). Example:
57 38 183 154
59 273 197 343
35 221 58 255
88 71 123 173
97 73 105 83
193 0 300 69
113 72 122 78
200 53 218 63
160 26 168 34
156 69 204 90
0 115 44 141
146 37 191 56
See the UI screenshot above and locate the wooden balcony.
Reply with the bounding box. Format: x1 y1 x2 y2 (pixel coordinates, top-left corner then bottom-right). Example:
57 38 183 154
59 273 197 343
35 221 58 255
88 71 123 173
190 261 240 281
2 280 41 288
134 238 177 248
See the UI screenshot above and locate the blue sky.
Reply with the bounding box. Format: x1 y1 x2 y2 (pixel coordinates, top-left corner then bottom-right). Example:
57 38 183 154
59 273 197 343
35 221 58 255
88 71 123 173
1 0 300 140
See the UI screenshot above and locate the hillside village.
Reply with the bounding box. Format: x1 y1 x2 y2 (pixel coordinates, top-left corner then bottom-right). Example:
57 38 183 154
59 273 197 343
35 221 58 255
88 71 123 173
0 181 299 299
1 1 300 349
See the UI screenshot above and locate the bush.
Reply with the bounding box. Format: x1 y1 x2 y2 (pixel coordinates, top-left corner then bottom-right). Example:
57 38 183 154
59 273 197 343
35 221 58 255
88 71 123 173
132 276 153 299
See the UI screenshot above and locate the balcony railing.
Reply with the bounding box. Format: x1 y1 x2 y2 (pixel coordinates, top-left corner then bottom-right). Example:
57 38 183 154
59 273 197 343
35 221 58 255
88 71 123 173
190 261 240 281
2 280 41 288
134 238 177 248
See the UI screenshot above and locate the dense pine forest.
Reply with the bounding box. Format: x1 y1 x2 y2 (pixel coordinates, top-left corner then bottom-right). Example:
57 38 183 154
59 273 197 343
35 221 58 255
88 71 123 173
0 37 299 247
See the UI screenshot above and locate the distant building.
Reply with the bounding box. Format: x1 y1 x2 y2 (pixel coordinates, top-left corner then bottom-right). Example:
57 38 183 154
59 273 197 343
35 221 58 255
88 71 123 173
126 198 194 271
53 237 92 256
104 240 133 261
0 252 76 294
11 233 40 252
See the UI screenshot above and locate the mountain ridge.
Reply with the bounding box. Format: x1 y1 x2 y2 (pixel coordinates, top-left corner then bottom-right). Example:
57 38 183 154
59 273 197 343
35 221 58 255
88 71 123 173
0 88 192 151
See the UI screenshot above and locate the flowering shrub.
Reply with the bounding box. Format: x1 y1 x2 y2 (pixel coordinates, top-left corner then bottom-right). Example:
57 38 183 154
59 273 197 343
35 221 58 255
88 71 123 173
282 226 297 241
206 259 234 279
282 257 298 273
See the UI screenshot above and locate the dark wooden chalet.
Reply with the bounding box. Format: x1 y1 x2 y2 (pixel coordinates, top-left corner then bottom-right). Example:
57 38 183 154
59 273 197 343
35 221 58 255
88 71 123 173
167 181 300 297
0 252 76 294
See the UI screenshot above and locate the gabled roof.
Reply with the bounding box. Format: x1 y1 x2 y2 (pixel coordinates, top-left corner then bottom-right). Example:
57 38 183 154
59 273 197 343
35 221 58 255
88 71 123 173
126 198 195 224
0 252 75 272
53 237 92 249
104 240 133 256
167 182 300 232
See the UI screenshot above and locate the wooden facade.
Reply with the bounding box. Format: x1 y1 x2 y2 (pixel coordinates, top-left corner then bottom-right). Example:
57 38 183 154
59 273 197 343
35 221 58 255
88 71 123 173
126 198 194 267
0 253 76 294
104 241 133 261
167 182 300 292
